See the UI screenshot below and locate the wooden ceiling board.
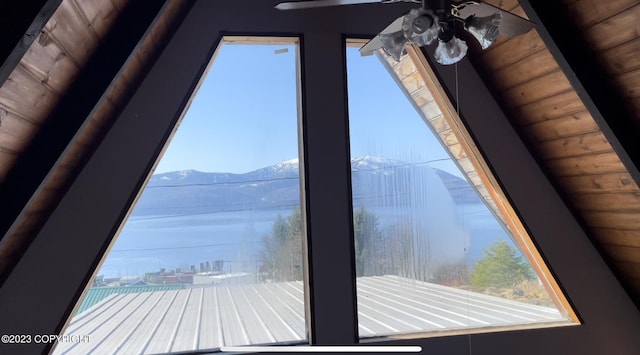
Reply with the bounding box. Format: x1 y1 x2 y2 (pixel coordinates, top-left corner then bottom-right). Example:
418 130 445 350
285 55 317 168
0 0 63 89
19 41 79 95
514 90 586 123
617 68 640 99
601 244 640 262
582 211 640 231
571 194 640 215
593 228 640 249
43 0 99 66
73 0 121 38
535 131 614 160
560 173 640 195
0 66 59 123
525 111 600 142
479 30 545 69
491 49 558 90
564 0 639 28
582 4 640 52
0 111 38 153
598 37 640 75
544 152 628 177
502 69 573 107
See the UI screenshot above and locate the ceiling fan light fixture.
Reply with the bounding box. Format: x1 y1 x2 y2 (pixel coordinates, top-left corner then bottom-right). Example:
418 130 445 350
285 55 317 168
380 31 408 61
277 0 536 65
402 8 439 46
434 34 468 65
465 12 502 49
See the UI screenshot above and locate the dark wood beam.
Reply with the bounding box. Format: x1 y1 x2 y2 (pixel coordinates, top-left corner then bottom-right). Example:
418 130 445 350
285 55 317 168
0 0 63 87
518 0 640 188
0 1 168 282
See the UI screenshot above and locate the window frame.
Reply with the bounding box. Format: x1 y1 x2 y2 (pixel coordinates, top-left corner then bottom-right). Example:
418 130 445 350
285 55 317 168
372 42 575 320
344 40 576 340
56 36 312 352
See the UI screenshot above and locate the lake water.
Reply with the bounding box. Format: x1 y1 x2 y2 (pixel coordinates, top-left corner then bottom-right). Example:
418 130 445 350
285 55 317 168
99 203 509 278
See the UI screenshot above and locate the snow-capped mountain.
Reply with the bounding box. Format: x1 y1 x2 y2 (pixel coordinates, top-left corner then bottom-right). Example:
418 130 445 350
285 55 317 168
350 155 406 171
242 158 300 181
148 170 238 187
132 156 480 216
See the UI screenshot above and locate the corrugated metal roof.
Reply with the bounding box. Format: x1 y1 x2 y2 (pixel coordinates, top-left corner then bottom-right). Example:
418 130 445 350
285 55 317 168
55 276 567 354
355 276 565 335
76 284 186 314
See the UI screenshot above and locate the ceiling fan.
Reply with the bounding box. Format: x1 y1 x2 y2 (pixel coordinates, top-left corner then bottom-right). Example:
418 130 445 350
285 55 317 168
275 0 535 65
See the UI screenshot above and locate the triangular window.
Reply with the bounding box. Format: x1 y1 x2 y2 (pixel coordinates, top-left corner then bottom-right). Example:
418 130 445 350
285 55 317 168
346 42 577 338
55 37 308 354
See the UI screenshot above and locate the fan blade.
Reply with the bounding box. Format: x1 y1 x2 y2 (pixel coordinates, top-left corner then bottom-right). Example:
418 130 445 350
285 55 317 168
276 0 420 10
359 15 405 56
360 37 384 56
276 0 382 10
455 1 535 38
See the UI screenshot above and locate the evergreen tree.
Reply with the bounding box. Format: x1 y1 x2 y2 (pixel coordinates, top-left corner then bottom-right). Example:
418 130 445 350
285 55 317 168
262 206 385 281
353 206 382 277
272 214 289 244
284 206 303 280
469 240 535 289
260 207 303 281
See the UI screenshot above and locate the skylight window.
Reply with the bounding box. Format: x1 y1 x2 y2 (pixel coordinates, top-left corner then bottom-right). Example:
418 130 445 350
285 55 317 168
54 37 308 354
345 42 577 339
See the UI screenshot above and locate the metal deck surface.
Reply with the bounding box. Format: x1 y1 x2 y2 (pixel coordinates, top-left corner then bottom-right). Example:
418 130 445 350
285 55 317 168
54 276 567 354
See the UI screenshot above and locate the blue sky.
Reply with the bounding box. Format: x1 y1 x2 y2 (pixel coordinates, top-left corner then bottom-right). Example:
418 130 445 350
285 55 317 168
154 42 460 177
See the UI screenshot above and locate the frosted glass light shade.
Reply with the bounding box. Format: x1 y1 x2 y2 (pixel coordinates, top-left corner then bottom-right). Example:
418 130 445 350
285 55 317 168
466 13 502 49
434 36 468 65
380 31 408 61
402 8 439 46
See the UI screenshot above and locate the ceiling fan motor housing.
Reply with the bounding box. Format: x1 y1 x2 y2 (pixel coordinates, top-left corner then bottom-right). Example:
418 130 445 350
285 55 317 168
424 0 452 16
412 15 435 33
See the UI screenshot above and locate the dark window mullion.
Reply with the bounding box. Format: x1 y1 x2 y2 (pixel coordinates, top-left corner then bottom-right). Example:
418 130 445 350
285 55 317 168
300 31 358 345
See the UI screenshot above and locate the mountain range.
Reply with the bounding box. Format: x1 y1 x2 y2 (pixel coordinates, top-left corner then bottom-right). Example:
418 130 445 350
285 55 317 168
132 156 482 216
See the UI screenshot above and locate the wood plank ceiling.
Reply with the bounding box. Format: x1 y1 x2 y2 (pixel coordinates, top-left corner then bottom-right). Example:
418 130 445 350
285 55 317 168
473 0 640 300
0 0 191 282
0 0 129 277
0 0 639 305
